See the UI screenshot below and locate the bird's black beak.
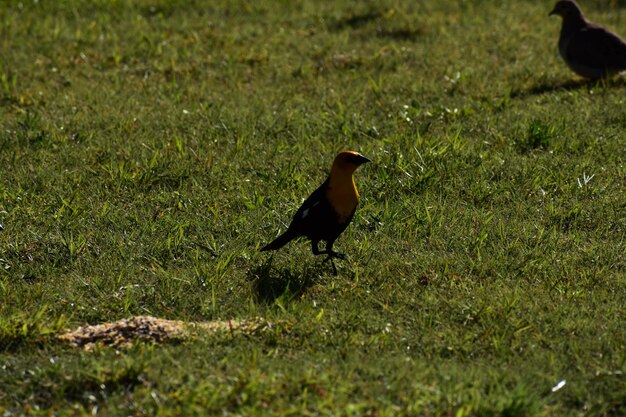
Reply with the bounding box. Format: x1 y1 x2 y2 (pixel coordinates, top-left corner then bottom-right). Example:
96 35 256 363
341 151 371 166
548 8 557 16
356 154 371 165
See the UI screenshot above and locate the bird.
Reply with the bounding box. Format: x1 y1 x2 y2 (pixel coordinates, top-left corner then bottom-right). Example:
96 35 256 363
261 150 371 274
549 0 626 80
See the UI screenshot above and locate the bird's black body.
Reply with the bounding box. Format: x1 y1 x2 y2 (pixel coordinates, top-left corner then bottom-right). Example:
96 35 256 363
261 151 370 274
261 178 355 256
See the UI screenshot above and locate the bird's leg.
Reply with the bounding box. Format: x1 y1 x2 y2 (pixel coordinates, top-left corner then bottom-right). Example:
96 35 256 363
323 242 344 275
311 240 322 255
327 257 338 276
327 251 346 259
314 248 346 259
312 240 344 258
323 240 346 260
312 240 346 259
312 241 341 275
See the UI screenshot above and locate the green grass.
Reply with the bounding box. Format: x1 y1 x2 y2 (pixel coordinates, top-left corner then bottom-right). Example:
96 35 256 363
1 0 625 415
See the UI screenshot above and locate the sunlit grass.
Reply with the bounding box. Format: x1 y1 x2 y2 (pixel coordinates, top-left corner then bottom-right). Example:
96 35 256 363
1 1 625 416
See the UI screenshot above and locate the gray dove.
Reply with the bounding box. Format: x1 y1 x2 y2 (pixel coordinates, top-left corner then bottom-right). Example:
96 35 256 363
549 0 626 79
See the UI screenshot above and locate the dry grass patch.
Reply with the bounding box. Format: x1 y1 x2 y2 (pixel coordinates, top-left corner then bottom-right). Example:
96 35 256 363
57 316 281 350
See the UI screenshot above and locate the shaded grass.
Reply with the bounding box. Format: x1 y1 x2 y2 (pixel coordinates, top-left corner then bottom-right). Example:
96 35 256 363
1 0 625 415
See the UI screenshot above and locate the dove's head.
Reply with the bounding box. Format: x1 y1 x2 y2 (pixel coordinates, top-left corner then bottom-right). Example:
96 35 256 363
549 0 583 19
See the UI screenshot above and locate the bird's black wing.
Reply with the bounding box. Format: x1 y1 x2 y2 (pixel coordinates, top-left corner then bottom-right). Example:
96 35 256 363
568 25 626 70
289 178 356 245
289 179 332 233
262 178 336 252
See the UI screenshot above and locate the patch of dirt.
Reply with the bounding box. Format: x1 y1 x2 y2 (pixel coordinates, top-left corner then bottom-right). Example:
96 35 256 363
57 316 279 350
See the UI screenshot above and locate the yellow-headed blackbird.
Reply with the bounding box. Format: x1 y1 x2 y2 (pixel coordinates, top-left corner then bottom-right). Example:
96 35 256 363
261 150 370 274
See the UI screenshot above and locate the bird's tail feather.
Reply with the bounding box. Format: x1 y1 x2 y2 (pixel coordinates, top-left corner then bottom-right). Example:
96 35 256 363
260 229 296 251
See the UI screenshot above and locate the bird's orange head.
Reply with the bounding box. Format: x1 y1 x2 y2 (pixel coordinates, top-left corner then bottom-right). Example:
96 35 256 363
549 0 583 19
331 151 371 175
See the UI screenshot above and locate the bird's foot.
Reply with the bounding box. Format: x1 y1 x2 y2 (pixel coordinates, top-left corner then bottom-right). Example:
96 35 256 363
327 251 346 260
314 249 347 260
323 256 339 275
322 252 346 275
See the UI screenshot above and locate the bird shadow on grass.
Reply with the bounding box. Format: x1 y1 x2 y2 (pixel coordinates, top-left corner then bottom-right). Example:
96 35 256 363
509 79 591 98
328 11 382 31
510 77 626 98
247 257 326 304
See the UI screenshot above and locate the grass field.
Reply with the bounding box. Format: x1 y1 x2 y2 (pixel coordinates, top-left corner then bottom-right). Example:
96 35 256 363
1 0 625 415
